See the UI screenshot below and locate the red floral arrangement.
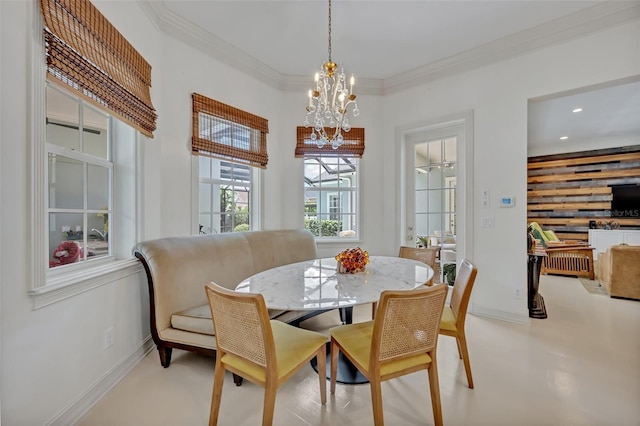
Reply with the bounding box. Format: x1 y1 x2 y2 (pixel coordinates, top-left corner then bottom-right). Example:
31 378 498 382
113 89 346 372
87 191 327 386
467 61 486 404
335 247 369 273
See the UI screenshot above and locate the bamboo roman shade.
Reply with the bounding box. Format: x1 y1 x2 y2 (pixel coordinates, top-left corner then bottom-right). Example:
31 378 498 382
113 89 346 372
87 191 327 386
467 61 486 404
192 93 269 168
40 0 157 138
295 127 365 158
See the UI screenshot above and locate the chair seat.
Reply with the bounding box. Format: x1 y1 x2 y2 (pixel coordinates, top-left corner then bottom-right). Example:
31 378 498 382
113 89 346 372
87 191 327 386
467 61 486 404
221 320 327 382
440 306 457 332
331 320 433 377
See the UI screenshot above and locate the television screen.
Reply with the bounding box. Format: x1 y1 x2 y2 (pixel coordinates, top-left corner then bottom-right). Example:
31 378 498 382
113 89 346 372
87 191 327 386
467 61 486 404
611 185 640 217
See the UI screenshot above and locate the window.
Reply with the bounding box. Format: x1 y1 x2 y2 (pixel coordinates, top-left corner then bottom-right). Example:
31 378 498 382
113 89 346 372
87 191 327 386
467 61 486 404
192 93 267 234
296 127 364 240
304 157 359 239
30 0 150 305
198 158 257 234
47 84 112 268
30 80 139 305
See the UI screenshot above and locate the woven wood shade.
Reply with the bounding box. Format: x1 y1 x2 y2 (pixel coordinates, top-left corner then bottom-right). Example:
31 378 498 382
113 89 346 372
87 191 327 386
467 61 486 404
192 93 269 169
40 0 157 138
295 127 365 158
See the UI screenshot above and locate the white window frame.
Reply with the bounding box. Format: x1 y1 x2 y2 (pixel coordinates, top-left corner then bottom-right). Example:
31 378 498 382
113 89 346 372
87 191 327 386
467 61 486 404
303 156 361 241
28 11 141 309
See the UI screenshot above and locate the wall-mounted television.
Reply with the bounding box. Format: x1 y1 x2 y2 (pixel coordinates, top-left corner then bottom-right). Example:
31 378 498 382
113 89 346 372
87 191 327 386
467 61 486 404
610 184 640 217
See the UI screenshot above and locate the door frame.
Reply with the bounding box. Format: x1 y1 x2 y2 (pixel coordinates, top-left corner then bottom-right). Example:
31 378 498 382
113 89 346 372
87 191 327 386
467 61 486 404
396 110 474 265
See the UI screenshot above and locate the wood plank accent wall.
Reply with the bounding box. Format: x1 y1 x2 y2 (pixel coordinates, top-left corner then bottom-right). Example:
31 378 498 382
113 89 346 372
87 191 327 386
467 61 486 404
528 145 640 241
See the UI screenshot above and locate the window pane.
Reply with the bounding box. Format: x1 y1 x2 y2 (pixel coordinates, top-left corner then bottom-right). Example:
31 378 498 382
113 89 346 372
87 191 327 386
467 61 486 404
87 164 109 210
49 212 84 266
83 104 109 159
198 158 254 235
199 214 213 235
49 154 83 209
46 85 80 151
303 156 358 238
199 156 212 179
87 212 109 259
199 182 212 212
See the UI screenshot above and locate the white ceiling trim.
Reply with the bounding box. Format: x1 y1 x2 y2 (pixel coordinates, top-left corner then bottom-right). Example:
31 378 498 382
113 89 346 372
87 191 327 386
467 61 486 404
140 1 640 96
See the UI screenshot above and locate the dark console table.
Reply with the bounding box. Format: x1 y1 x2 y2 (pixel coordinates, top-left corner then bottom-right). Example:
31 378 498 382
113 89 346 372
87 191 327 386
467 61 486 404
527 253 547 319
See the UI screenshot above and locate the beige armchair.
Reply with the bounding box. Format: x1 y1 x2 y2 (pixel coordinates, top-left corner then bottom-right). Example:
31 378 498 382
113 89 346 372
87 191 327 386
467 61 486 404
595 245 640 300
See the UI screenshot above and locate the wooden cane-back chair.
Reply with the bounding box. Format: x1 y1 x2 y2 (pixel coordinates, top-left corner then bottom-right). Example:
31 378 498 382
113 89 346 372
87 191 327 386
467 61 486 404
330 284 448 426
205 282 327 426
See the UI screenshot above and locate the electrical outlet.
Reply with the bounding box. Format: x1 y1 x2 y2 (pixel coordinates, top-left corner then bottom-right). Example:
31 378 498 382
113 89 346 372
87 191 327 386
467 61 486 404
105 327 114 349
514 288 523 299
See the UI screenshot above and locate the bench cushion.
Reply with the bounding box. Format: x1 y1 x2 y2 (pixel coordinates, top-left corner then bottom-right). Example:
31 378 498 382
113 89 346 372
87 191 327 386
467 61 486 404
171 304 321 336
171 305 214 336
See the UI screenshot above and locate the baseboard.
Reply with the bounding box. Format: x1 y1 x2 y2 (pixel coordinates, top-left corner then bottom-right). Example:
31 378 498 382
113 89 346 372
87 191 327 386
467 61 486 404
471 304 531 325
46 336 155 426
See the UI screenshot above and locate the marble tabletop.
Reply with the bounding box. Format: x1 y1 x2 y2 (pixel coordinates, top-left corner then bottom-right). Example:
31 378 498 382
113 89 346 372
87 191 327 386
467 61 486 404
235 255 434 311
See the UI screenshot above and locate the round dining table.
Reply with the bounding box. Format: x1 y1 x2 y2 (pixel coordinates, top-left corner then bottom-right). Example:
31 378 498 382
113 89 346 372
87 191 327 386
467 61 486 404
235 255 434 310
236 255 435 384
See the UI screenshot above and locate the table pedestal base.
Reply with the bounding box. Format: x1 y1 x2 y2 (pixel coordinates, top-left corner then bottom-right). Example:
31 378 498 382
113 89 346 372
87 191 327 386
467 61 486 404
310 307 368 384
310 342 368 385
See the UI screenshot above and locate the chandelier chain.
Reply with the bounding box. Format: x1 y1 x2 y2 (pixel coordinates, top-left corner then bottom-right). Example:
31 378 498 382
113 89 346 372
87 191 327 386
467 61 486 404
303 0 360 149
327 0 332 62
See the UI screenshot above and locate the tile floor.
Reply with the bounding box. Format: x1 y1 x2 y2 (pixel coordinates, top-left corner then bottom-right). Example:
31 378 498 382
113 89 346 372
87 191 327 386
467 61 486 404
78 275 640 425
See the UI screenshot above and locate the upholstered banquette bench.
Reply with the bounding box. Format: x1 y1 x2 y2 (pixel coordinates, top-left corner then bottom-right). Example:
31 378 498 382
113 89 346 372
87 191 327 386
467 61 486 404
133 229 326 370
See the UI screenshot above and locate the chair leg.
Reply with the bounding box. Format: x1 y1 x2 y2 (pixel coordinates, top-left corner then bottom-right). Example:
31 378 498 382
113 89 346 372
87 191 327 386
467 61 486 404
317 345 327 404
457 332 474 389
370 378 384 426
330 338 339 394
454 335 463 359
262 385 277 426
209 357 225 426
427 359 443 426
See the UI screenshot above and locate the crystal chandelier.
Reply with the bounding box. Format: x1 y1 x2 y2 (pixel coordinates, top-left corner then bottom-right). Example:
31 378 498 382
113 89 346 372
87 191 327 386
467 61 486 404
304 0 360 149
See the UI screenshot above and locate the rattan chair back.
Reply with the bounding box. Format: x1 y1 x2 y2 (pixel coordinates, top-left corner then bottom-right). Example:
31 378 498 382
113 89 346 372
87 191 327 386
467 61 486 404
398 246 438 268
449 259 478 323
372 284 448 365
205 283 274 368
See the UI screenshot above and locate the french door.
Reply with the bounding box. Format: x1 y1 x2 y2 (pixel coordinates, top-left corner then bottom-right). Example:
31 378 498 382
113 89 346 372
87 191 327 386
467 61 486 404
403 122 466 259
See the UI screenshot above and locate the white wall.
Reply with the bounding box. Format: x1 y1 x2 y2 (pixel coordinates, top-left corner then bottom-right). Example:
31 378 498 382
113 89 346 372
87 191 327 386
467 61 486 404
1 0 638 424
384 20 640 321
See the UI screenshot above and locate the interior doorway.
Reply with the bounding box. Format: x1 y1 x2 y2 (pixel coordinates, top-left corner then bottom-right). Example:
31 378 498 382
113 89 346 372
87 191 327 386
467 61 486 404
399 113 473 284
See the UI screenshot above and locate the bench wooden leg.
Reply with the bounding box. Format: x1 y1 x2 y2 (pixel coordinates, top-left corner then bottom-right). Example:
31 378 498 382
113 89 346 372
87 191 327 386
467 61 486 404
158 346 172 368
233 373 244 386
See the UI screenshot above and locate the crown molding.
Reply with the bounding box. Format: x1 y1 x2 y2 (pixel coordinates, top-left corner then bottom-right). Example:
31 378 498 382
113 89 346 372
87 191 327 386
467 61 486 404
140 1 284 89
140 1 640 96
